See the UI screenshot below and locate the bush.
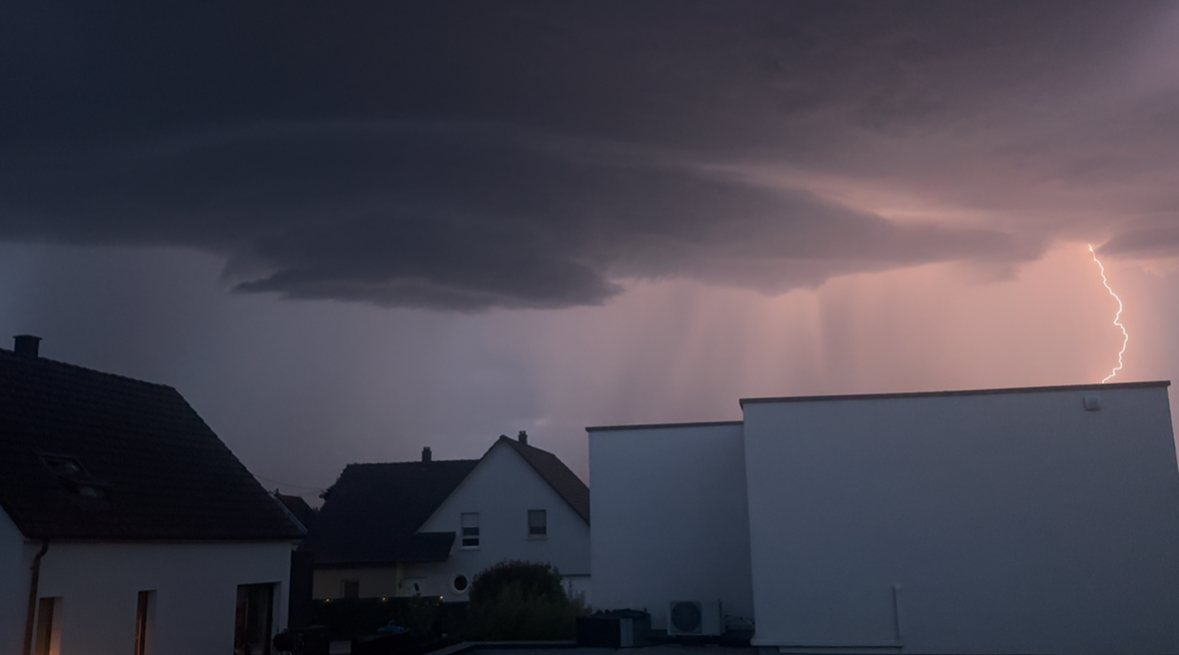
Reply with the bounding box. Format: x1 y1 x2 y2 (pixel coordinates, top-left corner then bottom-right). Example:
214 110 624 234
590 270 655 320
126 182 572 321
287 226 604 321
465 561 586 641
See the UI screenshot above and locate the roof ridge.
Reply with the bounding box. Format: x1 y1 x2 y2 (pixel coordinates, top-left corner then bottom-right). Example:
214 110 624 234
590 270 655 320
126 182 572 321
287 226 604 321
344 458 481 467
498 436 590 524
0 347 175 390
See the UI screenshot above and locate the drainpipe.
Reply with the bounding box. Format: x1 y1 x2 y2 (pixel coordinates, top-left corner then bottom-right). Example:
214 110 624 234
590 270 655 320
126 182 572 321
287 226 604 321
23 540 50 655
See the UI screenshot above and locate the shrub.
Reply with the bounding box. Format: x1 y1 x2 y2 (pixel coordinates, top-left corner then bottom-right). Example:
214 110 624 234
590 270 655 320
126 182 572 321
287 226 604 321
465 560 586 641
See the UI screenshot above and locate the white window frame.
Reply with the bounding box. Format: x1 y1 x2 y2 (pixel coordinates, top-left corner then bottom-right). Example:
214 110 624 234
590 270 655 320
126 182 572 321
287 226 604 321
461 512 480 548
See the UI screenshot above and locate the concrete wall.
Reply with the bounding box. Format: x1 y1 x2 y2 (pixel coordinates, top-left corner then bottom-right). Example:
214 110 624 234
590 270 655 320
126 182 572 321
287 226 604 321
418 439 591 602
0 511 28 655
742 383 1179 654
588 422 753 628
29 540 292 655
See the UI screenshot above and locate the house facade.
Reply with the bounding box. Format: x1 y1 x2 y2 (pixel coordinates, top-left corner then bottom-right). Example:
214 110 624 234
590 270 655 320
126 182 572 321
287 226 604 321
307 433 590 603
0 336 304 655
589 381 1179 655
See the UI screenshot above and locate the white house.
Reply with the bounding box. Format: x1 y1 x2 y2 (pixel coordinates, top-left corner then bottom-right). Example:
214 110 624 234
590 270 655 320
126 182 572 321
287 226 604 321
306 432 591 603
589 381 1179 655
0 336 304 655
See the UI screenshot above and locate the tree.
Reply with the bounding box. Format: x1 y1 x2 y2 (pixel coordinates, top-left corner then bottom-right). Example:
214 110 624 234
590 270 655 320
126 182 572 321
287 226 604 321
465 560 586 641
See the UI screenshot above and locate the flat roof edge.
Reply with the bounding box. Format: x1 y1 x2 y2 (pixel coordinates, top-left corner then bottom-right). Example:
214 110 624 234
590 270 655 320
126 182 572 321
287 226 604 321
586 419 743 433
739 380 1171 407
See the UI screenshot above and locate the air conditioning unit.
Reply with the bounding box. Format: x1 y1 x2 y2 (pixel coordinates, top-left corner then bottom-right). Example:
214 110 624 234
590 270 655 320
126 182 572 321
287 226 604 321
667 600 723 636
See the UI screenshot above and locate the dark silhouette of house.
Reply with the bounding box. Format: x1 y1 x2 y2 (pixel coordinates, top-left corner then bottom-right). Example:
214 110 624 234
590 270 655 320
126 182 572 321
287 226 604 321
303 433 590 602
0 335 304 655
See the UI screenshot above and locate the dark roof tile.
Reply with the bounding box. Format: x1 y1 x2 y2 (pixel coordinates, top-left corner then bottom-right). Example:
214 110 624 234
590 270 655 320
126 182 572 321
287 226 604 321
302 459 478 565
0 347 304 541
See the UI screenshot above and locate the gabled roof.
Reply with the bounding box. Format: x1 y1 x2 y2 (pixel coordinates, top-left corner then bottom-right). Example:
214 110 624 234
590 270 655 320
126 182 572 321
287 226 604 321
0 346 304 541
305 436 590 567
302 459 479 565
497 436 590 524
275 492 318 533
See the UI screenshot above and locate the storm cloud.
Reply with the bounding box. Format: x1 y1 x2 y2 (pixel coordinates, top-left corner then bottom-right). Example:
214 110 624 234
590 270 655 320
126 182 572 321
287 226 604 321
2 1 1177 310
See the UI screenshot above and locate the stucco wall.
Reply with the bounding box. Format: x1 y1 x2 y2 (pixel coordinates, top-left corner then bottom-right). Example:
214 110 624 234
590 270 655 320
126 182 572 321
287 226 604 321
743 384 1179 654
0 510 28 655
30 540 292 655
417 440 591 602
588 422 753 628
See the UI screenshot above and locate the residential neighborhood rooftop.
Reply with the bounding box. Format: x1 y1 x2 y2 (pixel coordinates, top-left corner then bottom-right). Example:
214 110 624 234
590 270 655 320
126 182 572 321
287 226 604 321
303 457 480 565
0 343 304 541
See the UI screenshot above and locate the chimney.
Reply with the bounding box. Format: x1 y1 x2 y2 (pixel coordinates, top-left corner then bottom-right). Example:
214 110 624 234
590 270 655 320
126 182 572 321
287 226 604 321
13 335 41 358
422 447 432 462
517 430 528 446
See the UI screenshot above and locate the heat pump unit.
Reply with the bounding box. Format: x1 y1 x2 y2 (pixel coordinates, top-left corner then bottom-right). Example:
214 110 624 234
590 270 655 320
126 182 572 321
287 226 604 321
667 600 723 636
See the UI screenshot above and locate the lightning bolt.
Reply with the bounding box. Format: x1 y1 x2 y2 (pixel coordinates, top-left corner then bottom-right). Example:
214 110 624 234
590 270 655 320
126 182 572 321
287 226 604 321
1088 244 1128 383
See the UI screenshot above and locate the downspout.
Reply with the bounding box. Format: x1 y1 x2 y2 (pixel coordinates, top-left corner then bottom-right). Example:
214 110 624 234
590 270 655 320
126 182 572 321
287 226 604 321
23 540 50 655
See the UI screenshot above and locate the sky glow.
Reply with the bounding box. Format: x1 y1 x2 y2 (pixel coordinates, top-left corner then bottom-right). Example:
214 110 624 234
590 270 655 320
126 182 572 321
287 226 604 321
3 3 1179 491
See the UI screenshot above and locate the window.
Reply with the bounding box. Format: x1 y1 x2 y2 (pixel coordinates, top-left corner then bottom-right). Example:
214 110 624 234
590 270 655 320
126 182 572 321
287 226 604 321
528 509 547 537
34 597 61 655
461 512 480 548
452 573 470 594
134 590 155 655
234 583 274 655
341 579 359 599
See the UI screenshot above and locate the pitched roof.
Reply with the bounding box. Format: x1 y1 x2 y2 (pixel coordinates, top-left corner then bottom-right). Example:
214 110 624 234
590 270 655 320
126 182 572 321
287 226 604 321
305 437 590 566
0 346 304 541
302 459 479 565
275 492 318 533
498 436 590 524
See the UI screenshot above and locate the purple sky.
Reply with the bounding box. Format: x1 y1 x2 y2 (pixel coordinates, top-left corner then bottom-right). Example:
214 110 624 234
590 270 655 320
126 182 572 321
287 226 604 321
3 2 1179 500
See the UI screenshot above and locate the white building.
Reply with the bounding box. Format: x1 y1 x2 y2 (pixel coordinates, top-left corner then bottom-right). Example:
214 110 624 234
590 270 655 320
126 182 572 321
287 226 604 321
589 381 1179 655
0 336 304 655
306 432 590 602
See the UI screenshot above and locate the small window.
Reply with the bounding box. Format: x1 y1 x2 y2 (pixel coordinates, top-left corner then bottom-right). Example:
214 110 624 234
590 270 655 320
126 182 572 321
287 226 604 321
135 590 155 655
461 512 480 548
452 573 470 593
528 509 547 537
341 579 359 599
34 597 62 655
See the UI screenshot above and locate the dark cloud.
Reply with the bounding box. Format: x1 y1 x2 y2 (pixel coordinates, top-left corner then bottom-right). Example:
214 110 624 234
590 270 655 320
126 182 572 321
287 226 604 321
1 1 1175 310
0 121 1033 310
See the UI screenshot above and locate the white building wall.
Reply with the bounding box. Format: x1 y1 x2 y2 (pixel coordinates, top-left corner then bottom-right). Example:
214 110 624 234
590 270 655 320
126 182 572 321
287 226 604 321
31 540 292 655
742 384 1179 654
417 441 591 602
588 422 753 628
0 511 28 655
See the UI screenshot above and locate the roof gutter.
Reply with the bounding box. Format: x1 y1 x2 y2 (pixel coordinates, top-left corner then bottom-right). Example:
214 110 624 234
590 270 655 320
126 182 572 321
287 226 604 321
23 540 49 655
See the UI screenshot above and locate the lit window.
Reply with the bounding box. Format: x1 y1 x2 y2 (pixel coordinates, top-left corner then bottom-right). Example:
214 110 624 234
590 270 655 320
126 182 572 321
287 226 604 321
135 590 155 655
34 597 62 655
528 509 547 537
461 512 480 548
